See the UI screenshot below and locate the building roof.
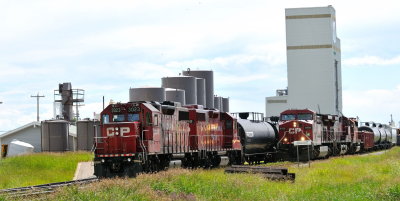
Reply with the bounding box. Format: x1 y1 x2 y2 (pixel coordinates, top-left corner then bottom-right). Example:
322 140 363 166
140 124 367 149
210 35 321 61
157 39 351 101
0 121 41 139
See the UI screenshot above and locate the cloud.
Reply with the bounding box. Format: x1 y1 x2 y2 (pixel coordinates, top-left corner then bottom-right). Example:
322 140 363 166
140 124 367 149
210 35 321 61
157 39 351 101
343 87 400 126
343 55 400 66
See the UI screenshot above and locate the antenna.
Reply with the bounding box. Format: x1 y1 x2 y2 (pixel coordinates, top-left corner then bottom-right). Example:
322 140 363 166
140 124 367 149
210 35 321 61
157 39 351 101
31 93 45 122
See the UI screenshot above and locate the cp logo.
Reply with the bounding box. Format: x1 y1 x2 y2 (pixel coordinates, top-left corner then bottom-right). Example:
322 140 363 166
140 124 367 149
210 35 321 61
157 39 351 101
106 127 130 137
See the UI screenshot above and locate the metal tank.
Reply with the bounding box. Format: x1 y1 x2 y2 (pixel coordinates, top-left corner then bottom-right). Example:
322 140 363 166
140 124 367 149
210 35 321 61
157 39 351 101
41 120 69 152
383 125 391 144
77 119 100 151
196 78 206 106
378 125 387 143
182 70 214 108
391 128 398 146
237 118 277 155
359 122 381 145
165 88 186 105
214 96 222 111
129 87 166 102
161 76 197 105
222 97 229 112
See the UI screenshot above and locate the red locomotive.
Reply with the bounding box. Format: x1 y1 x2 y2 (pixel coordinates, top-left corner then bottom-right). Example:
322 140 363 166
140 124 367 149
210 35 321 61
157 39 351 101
94 101 242 177
277 109 364 160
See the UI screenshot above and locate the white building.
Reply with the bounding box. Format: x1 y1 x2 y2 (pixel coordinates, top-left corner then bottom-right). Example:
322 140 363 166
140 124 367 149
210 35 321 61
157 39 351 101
0 122 78 158
266 6 342 117
0 122 42 157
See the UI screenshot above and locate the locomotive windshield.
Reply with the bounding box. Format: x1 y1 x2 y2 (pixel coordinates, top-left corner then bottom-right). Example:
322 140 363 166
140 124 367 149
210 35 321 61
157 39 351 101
113 114 125 122
128 113 140 122
281 113 313 121
298 113 313 120
281 114 296 121
102 114 109 124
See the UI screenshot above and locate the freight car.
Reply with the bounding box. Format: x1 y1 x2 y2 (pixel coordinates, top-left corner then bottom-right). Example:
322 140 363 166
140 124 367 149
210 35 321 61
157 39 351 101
233 112 277 164
93 101 242 178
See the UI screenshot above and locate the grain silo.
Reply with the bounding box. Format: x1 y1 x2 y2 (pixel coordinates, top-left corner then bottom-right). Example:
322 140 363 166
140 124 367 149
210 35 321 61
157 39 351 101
214 96 223 111
41 120 69 152
222 97 230 112
182 70 214 108
165 88 186 105
196 78 206 106
129 87 166 102
77 119 100 151
161 76 197 105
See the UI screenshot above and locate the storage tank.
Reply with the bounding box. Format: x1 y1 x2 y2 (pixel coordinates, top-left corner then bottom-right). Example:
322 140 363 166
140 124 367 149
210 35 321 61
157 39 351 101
222 97 229 112
196 78 206 106
165 88 186 105
237 118 277 156
41 120 69 152
77 119 100 151
129 87 166 102
214 96 224 111
182 70 214 108
162 76 197 105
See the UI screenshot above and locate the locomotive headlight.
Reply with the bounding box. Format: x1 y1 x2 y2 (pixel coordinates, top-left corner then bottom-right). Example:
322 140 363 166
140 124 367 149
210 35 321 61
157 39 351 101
301 136 305 141
101 159 105 163
293 122 297 127
284 138 288 142
127 158 132 162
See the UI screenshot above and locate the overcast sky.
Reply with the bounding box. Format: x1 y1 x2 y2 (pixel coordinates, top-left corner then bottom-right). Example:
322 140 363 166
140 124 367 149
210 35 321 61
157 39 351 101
1 0 400 132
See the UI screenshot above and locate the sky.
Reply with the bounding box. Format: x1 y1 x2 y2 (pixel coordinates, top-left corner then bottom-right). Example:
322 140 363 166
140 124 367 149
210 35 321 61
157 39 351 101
1 0 400 132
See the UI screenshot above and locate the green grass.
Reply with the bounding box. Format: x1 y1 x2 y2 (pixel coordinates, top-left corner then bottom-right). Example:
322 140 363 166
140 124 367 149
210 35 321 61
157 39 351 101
0 152 92 189
12 148 400 201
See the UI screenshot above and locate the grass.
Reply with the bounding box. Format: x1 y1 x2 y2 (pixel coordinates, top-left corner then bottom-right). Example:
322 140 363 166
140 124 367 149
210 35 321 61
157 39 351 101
30 147 400 201
0 151 92 189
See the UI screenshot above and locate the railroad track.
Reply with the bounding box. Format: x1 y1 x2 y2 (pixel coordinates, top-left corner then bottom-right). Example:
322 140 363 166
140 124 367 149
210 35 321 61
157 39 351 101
0 177 99 199
225 165 295 181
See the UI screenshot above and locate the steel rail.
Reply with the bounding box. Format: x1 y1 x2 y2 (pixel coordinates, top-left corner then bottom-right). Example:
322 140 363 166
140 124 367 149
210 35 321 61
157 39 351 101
0 177 99 198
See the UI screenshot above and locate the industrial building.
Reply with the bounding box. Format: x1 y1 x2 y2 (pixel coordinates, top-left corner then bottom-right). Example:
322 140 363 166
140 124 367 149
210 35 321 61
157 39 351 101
266 6 342 117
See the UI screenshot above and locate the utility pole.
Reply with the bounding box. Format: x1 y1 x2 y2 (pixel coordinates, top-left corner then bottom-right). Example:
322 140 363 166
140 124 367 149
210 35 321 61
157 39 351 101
31 93 45 122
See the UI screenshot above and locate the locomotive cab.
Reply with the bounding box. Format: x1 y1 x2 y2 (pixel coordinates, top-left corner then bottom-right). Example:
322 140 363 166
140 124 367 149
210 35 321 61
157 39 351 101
278 109 320 145
94 102 163 177
277 109 329 160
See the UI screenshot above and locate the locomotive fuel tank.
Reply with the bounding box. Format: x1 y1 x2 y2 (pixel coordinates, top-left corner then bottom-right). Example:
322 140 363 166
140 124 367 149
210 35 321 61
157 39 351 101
237 118 277 155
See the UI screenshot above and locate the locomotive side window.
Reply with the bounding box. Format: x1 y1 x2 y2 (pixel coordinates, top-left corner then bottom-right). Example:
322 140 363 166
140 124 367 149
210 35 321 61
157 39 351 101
153 114 159 126
102 114 109 124
113 114 125 122
197 113 206 121
226 120 232 129
178 111 190 121
146 113 152 126
298 113 313 120
281 114 296 121
128 114 139 122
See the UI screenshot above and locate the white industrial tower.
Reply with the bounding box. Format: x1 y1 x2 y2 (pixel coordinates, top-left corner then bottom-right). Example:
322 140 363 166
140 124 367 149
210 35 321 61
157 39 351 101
266 6 342 117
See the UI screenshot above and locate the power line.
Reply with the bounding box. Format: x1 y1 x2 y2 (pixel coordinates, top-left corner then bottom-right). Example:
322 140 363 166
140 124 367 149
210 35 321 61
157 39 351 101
31 93 45 122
